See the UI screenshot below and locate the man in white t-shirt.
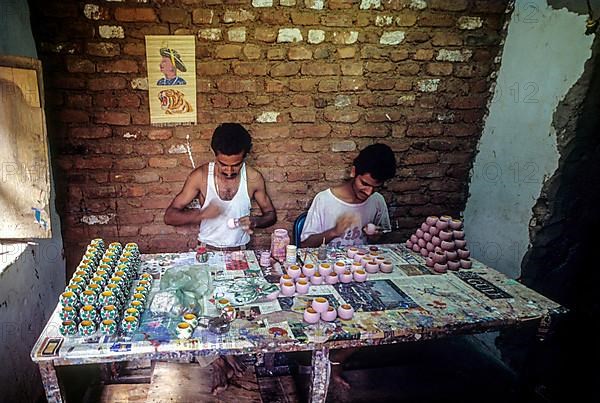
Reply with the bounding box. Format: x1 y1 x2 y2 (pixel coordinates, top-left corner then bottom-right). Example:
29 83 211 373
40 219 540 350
301 143 396 248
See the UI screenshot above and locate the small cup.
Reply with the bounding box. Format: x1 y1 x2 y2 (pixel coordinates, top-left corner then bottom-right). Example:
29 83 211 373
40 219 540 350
216 298 231 310
420 222 430 232
347 247 359 259
441 240 455 251
337 304 354 320
310 273 323 285
449 219 463 230
101 304 118 321
454 239 467 249
423 232 432 242
416 229 424 238
79 290 97 306
379 261 393 273
412 243 421 253
100 319 117 336
287 265 301 279
439 230 453 241
59 320 77 336
440 215 452 222
176 322 193 339
59 306 78 321
295 279 310 294
425 257 434 267
460 259 472 269
435 220 449 230
353 269 367 282
125 307 140 319
318 263 332 276
410 234 418 243
326 273 339 285
445 250 458 261
79 304 97 322
406 240 413 249
426 216 439 226
417 238 427 248
334 261 347 275
302 263 316 277
353 253 366 263
303 307 320 324
311 297 329 313
183 313 198 328
280 274 293 285
78 320 96 336
222 306 237 321
351 261 363 272
433 263 448 273
321 306 337 322
429 226 440 236
365 261 379 274
433 252 447 264
120 315 139 335
457 249 470 259
339 271 353 283
447 260 461 271
280 281 296 296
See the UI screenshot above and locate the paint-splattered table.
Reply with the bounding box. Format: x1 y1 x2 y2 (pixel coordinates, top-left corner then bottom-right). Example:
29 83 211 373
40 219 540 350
31 244 565 403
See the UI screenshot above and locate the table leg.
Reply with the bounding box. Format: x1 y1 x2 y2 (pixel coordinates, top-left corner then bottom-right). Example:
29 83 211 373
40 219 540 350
308 346 330 403
38 361 63 403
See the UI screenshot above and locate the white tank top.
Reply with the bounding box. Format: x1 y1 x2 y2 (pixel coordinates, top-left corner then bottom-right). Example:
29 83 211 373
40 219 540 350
198 162 251 247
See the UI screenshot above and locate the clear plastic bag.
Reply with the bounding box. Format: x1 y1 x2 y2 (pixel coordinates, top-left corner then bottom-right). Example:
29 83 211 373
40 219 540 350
150 265 213 316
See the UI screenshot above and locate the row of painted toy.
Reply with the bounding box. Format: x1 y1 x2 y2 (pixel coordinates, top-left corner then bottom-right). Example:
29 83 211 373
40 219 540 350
405 215 473 273
58 274 152 336
60 240 145 312
57 239 149 337
303 297 355 324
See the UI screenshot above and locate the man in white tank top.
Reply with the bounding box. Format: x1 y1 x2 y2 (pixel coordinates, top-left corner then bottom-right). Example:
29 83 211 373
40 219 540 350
164 123 276 393
165 123 276 249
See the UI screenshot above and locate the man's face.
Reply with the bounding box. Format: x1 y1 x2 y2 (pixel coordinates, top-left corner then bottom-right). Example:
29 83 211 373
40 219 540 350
351 169 383 202
159 57 176 78
215 152 245 179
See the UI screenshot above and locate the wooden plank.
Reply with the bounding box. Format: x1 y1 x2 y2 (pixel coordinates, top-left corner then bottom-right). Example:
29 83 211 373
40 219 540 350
148 362 261 403
98 384 150 403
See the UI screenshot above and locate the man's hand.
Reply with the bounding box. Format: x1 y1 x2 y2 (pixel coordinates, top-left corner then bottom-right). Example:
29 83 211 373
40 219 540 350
238 215 254 235
333 212 356 237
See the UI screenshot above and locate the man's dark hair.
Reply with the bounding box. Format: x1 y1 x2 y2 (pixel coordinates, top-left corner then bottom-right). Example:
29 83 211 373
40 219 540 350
353 143 396 181
211 123 253 156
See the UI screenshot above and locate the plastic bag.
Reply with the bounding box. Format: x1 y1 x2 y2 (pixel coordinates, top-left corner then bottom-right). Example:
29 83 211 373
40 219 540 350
150 264 213 316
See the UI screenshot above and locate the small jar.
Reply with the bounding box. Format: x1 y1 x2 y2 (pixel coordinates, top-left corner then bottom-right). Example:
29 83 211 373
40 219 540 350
196 246 208 263
271 229 290 262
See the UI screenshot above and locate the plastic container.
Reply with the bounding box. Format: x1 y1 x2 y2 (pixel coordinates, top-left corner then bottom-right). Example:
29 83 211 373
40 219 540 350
270 229 290 262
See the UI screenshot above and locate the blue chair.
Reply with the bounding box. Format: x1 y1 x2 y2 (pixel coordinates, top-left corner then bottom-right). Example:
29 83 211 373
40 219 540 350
292 212 307 247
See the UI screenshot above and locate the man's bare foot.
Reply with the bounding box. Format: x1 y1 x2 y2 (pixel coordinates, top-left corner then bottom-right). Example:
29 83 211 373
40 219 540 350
211 357 234 395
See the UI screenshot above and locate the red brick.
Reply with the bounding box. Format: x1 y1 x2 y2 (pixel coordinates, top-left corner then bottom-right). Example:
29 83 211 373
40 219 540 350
323 109 361 123
290 109 316 123
70 127 112 139
448 96 487 109
252 125 290 139
141 198 174 210
97 60 139 73
74 156 113 170
418 14 455 27
350 126 389 137
159 7 189 23
429 0 468 11
87 42 121 57
403 152 439 165
318 80 339 93
292 124 331 138
444 124 479 137
161 169 189 182
114 158 146 170
135 143 164 155
367 80 395 91
291 95 313 107
216 78 257 93
270 63 301 77
287 171 322 182
341 78 366 91
94 111 130 126
66 57 95 73
147 235 189 252
301 63 339 76
148 157 178 168
114 7 157 22
117 211 155 224
58 109 90 123
88 77 127 91
118 94 141 108
406 124 444 137
321 14 353 27
267 140 302 153
426 63 453 76
365 111 402 122
192 9 215 24
147 129 173 140
291 11 319 25
123 42 146 56
232 62 268 76
265 80 288 93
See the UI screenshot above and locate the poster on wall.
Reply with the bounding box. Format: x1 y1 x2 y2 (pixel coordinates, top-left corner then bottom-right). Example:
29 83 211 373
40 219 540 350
145 35 197 125
0 56 52 238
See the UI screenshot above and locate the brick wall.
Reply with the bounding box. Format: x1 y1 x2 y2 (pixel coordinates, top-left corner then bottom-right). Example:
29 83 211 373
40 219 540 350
29 0 507 273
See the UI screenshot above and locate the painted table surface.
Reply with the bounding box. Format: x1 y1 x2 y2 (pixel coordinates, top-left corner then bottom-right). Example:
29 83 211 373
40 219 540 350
31 244 564 366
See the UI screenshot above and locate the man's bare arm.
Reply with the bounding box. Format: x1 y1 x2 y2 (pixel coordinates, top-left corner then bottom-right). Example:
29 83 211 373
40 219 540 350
239 169 276 232
164 168 220 226
300 213 355 248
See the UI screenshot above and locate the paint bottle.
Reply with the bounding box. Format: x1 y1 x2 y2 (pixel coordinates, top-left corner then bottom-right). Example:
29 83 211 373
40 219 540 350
196 244 208 263
270 229 290 262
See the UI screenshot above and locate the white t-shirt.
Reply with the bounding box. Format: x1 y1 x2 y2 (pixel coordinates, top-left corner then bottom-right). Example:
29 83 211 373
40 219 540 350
300 189 391 247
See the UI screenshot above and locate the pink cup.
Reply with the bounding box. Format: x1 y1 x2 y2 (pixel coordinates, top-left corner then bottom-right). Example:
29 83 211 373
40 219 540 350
426 216 439 226
433 263 447 273
412 243 421 253
441 240 455 251
447 260 461 271
435 220 449 230
420 223 430 232
416 229 424 238
455 239 467 249
310 273 324 285
460 259 472 269
439 230 453 241
449 219 463 230
429 226 440 236
423 232 432 242
453 230 465 239
445 250 458 261
410 234 418 243
457 249 470 259
433 252 447 264
417 238 426 248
